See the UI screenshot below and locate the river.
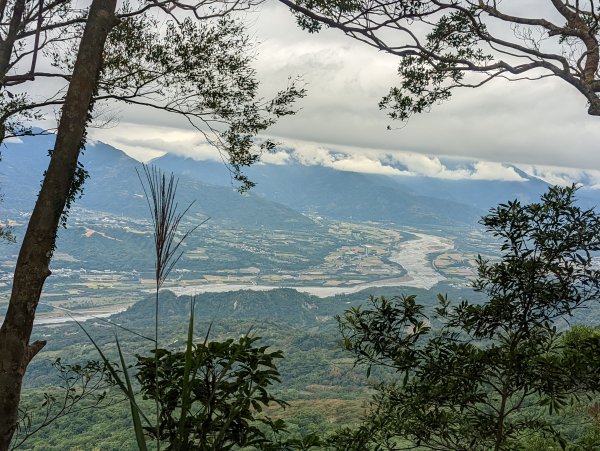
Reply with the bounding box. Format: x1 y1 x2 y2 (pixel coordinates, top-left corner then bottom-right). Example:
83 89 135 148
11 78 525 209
32 232 452 324
388 231 453 290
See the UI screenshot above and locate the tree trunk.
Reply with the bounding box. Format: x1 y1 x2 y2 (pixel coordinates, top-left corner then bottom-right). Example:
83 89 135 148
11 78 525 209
0 0 26 83
0 0 117 448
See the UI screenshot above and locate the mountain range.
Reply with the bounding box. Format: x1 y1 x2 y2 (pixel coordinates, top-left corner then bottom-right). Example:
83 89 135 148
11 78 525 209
151 153 557 224
0 135 313 230
1 132 597 231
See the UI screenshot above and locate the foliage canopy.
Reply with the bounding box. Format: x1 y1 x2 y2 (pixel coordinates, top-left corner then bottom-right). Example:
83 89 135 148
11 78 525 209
136 335 288 451
282 0 600 120
339 185 600 450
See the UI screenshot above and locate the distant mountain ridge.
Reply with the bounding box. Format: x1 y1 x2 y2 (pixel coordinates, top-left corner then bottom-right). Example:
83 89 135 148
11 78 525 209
0 133 483 229
151 154 487 226
2 132 598 232
150 153 555 225
0 134 316 230
150 152 600 216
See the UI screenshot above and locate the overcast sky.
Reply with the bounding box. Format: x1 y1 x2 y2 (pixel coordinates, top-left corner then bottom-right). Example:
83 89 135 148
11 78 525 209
89 0 600 184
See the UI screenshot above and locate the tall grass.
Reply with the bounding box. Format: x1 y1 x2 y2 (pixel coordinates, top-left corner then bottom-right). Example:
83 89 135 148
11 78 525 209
136 165 201 451
78 164 201 451
77 166 293 450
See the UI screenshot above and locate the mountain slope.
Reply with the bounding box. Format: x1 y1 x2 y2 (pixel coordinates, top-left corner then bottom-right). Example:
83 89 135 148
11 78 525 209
151 155 486 227
0 135 316 230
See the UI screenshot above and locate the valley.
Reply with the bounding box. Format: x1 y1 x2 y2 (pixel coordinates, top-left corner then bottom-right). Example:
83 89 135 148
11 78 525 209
2 134 600 450
0 212 482 324
0 132 551 336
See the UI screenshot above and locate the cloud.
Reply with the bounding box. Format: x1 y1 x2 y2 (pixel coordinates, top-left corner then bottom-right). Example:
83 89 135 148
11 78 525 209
516 164 600 188
249 2 600 172
291 143 337 167
471 161 526 182
90 121 599 186
276 139 408 176
329 154 406 176
267 137 529 181
85 2 600 179
89 123 223 162
386 152 470 179
260 150 291 165
22 1 600 177
89 120 536 182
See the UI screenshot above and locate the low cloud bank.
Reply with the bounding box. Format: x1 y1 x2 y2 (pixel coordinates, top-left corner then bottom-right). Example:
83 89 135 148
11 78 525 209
264 138 528 182
89 124 596 187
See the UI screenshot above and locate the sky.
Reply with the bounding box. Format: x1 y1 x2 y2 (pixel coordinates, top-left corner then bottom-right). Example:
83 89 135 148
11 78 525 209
89 0 600 185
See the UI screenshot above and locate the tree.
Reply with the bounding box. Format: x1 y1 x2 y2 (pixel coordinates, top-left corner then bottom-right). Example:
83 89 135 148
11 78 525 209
0 1 118 447
135 335 288 450
10 359 111 450
0 0 304 446
0 0 304 188
338 185 600 450
281 0 600 120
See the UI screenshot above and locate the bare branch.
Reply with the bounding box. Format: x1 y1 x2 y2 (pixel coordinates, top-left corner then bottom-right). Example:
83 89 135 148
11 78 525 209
281 0 600 116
